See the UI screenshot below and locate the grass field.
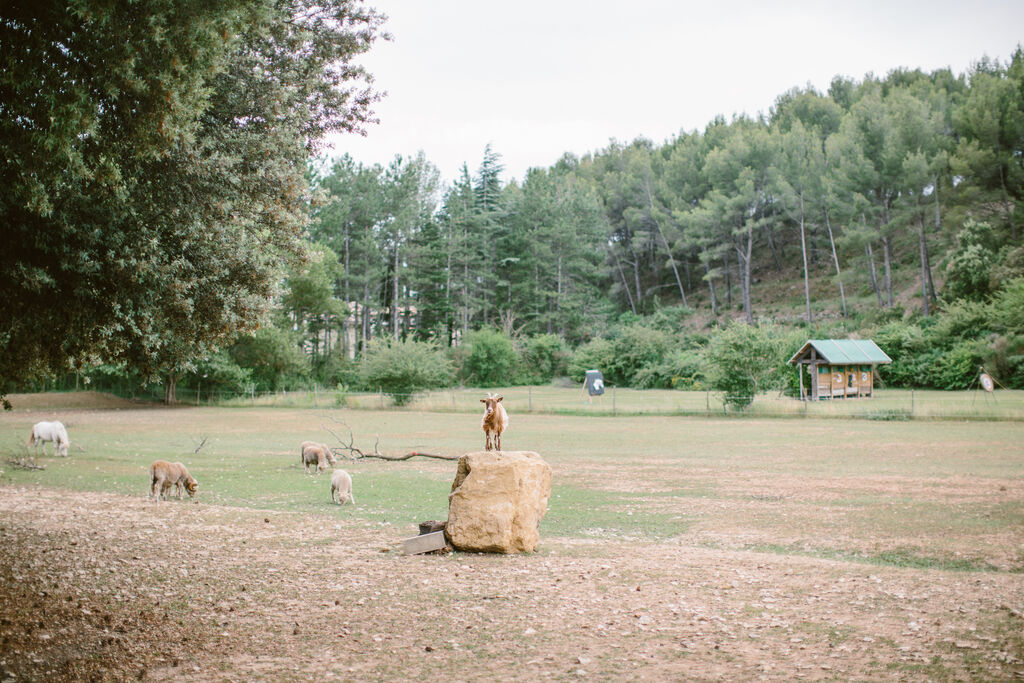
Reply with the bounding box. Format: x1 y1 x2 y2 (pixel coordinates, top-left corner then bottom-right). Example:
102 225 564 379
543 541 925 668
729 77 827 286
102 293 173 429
202 385 1024 421
1 392 1022 680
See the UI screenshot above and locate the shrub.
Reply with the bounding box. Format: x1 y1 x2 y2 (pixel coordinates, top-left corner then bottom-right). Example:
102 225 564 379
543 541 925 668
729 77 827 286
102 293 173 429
872 320 927 388
606 324 674 386
230 326 309 391
358 338 454 406
633 348 707 390
927 338 987 390
313 352 359 388
181 350 252 394
705 321 782 409
567 338 616 384
460 328 518 386
943 219 997 302
516 334 569 384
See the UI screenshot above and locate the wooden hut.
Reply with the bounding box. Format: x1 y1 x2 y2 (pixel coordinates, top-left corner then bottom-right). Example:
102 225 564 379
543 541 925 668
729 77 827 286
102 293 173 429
788 339 892 401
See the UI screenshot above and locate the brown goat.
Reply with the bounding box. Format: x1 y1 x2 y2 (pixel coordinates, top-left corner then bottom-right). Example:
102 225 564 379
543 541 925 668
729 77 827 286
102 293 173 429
480 393 509 451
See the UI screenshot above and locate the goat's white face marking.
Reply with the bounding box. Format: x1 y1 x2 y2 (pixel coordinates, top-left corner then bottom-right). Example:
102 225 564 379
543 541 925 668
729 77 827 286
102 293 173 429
481 394 503 415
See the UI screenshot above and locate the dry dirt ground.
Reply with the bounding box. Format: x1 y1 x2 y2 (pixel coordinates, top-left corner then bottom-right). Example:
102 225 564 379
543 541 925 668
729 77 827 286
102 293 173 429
1 485 1022 682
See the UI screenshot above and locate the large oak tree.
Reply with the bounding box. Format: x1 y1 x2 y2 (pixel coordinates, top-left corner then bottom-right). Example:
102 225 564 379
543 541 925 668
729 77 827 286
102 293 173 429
0 0 384 403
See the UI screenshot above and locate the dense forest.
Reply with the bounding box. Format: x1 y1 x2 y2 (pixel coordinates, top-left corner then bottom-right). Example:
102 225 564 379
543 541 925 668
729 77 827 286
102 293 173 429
223 49 1023 399
3 1 1022 404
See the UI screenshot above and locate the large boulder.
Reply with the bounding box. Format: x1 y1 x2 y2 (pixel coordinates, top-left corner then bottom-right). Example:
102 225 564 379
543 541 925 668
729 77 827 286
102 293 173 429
446 451 552 554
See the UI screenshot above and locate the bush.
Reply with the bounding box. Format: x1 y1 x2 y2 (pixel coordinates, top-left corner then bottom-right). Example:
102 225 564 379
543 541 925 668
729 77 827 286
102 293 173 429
230 327 309 391
460 329 518 386
313 352 359 388
516 334 569 384
705 321 782 409
926 338 987 390
181 350 252 394
633 348 707 390
567 338 616 384
943 219 997 302
606 324 674 386
872 321 928 388
358 338 454 406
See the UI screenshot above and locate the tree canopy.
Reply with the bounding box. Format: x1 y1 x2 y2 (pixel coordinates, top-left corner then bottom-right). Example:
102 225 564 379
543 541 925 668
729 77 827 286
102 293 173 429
0 0 385 402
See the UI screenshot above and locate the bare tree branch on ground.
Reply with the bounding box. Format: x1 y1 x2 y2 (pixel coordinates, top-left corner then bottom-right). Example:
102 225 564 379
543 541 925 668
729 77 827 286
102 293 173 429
320 416 458 462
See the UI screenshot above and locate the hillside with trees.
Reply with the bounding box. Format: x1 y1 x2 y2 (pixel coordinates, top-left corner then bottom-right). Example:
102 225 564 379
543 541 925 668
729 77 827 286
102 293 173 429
3 4 1023 405
282 52 1024 398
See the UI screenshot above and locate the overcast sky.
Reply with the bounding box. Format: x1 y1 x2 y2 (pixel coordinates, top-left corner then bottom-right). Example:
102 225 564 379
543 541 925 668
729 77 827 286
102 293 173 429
325 1 1024 186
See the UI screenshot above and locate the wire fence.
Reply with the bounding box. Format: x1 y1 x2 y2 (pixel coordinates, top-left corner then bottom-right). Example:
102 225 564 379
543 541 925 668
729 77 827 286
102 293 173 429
114 384 1024 421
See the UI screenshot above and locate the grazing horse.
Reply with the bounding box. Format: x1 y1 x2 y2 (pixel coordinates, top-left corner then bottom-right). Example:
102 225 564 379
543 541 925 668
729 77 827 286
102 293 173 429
27 421 70 457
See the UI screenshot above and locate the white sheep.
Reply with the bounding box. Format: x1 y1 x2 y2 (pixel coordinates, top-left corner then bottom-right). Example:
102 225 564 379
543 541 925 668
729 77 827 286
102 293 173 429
330 469 354 505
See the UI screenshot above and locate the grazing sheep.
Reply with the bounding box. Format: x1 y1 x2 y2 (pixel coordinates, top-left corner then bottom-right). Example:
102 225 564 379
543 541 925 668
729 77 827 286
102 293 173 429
149 460 198 503
27 421 70 457
330 469 354 505
300 442 331 474
301 441 336 466
480 393 509 451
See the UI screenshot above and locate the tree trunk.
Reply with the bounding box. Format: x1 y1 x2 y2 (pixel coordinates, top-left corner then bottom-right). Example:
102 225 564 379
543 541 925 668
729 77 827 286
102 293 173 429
643 175 687 306
629 245 643 312
999 164 1018 242
928 177 940 301
866 242 883 308
882 234 894 308
724 251 732 309
736 222 754 324
766 223 783 272
702 251 718 316
392 245 400 340
612 247 637 314
917 200 933 318
556 254 564 336
798 193 812 323
361 282 371 349
164 372 177 406
824 209 847 317
880 200 893 307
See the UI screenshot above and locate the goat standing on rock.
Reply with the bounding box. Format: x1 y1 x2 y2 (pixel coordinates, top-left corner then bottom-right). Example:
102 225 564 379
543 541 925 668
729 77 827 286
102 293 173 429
480 393 509 451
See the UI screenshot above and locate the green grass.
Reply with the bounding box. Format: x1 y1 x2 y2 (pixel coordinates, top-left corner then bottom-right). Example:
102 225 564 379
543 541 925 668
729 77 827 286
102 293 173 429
732 542 1005 573
2 397 1023 572
198 385 1024 421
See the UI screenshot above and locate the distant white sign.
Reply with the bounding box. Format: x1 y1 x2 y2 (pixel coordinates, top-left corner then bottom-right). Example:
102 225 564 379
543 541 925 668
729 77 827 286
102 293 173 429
980 373 995 393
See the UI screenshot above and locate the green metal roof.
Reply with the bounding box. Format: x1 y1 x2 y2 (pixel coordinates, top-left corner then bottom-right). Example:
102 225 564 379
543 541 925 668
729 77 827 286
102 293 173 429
788 339 892 366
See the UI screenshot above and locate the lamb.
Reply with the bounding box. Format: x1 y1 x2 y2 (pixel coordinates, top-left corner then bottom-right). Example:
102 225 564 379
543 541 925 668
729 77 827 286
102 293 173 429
480 393 509 451
300 441 333 474
330 469 354 505
149 460 198 503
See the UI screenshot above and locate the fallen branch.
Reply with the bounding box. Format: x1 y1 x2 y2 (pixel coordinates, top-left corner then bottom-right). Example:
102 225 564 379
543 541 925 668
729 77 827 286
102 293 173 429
7 458 45 471
193 437 208 454
363 450 458 462
321 418 458 462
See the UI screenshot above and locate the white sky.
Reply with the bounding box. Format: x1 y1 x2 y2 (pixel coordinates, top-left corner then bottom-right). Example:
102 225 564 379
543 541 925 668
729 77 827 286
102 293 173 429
325 0 1024 187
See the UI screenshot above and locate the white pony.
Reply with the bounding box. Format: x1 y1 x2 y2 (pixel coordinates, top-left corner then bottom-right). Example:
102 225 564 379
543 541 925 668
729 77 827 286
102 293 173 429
27 421 71 457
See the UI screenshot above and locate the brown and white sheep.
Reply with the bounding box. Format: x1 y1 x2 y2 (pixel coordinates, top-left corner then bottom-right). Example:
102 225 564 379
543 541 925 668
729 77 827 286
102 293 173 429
149 460 198 503
330 469 354 505
480 393 509 451
300 441 333 474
